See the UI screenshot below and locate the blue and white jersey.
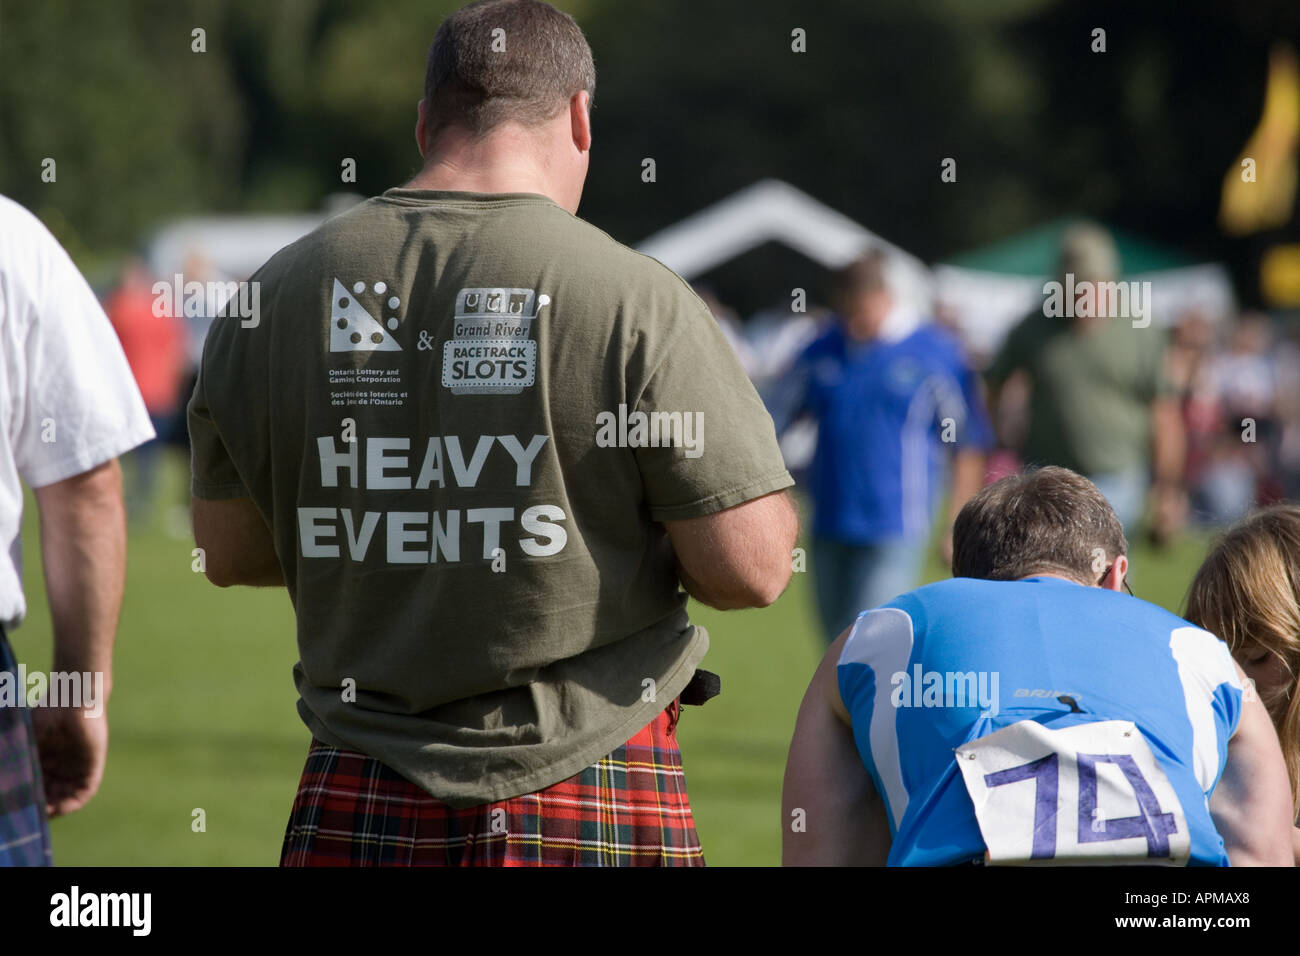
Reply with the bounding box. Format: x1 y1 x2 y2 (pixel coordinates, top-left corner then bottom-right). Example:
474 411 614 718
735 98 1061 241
770 321 992 544
836 576 1244 867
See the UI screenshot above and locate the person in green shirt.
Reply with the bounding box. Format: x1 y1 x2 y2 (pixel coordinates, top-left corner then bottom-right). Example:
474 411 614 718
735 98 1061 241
188 0 797 867
985 223 1187 539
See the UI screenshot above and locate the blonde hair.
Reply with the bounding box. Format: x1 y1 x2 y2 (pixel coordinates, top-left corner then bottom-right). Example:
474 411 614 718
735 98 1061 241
1185 505 1300 817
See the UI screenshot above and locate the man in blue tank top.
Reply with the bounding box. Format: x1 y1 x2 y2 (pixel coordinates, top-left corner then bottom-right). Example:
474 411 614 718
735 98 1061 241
782 466 1294 866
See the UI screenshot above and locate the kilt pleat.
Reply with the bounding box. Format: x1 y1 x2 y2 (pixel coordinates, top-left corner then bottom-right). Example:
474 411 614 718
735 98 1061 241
0 629 52 867
281 699 705 867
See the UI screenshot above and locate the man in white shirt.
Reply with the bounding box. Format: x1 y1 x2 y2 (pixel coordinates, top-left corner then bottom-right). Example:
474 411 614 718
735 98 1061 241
0 195 154 865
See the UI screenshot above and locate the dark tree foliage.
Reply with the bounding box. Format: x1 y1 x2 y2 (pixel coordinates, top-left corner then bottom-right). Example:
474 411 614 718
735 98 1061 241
0 0 1295 302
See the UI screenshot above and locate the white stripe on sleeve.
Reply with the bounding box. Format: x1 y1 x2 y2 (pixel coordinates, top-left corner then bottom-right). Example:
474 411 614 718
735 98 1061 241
839 607 917 829
1169 626 1242 792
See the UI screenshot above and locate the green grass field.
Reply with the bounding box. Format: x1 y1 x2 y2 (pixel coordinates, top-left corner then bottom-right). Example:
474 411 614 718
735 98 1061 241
10 450 1218 866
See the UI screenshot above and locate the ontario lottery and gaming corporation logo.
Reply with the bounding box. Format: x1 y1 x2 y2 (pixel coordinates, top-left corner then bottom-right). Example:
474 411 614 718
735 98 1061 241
442 287 549 395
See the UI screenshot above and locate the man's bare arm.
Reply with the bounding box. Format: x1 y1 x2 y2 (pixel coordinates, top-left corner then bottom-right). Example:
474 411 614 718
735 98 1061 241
34 460 125 691
662 489 798 610
192 496 284 588
30 459 126 815
1148 397 1188 541
1151 396 1186 486
782 628 891 865
1209 663 1295 866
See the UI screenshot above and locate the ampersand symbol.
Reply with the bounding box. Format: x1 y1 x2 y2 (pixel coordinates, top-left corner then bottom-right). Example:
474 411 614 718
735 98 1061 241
417 330 434 351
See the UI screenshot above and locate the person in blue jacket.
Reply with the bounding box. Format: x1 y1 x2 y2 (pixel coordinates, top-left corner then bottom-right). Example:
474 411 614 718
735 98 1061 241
769 249 992 642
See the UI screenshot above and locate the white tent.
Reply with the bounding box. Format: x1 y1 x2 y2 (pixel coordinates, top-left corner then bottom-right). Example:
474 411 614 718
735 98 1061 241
146 213 327 281
934 261 1238 361
636 178 934 336
144 193 363 280
636 179 937 472
932 219 1239 360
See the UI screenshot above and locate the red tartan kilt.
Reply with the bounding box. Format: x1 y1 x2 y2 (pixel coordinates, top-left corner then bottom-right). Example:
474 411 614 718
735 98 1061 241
281 699 704 866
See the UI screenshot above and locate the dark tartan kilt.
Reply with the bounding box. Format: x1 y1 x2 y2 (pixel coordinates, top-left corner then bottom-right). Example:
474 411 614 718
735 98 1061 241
0 629 52 866
281 698 705 867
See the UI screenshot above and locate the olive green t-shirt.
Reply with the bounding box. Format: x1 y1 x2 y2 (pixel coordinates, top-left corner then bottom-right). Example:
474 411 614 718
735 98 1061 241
188 189 793 807
986 310 1174 476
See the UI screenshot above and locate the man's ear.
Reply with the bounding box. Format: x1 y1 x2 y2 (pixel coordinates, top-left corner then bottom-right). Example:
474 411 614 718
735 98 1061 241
1102 554 1129 592
570 90 592 153
416 99 430 159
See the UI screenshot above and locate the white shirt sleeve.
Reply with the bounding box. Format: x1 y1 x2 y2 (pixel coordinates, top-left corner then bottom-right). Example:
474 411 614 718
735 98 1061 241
1 197 155 488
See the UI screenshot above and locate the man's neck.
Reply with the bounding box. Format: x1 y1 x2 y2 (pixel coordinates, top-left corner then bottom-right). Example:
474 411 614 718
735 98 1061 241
407 159 550 197
842 320 884 346
1019 572 1090 587
406 128 558 203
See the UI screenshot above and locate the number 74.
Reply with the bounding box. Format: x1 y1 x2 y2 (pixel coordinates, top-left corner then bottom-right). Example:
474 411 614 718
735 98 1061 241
984 752 1179 860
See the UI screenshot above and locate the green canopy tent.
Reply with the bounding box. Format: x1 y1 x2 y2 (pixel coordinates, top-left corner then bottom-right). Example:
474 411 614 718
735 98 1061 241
933 218 1236 362
945 218 1197 276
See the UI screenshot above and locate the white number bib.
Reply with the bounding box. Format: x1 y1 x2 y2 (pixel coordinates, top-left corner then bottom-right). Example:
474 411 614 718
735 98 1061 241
955 719 1191 865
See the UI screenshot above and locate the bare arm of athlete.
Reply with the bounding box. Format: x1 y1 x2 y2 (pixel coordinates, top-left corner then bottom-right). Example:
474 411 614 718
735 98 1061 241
1209 660 1295 866
781 628 891 865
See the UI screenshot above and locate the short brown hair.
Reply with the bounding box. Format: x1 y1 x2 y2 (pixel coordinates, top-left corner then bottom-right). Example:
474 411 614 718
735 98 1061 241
836 248 889 299
424 0 596 140
952 466 1128 584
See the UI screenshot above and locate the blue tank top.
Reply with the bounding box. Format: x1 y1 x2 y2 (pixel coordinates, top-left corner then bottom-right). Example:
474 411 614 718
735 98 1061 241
837 576 1243 866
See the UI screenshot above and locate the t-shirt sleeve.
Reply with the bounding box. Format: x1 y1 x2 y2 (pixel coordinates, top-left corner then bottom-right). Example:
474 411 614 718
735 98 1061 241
633 297 794 522
10 226 154 488
187 326 250 500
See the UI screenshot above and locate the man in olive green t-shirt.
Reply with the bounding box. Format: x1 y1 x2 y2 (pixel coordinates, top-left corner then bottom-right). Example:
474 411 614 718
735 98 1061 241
188 0 797 867
985 223 1186 538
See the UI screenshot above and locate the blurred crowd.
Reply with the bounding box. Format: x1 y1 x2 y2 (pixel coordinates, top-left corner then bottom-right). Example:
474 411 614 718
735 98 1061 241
699 240 1300 536
694 224 1300 639
1168 308 1300 520
99 254 228 531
